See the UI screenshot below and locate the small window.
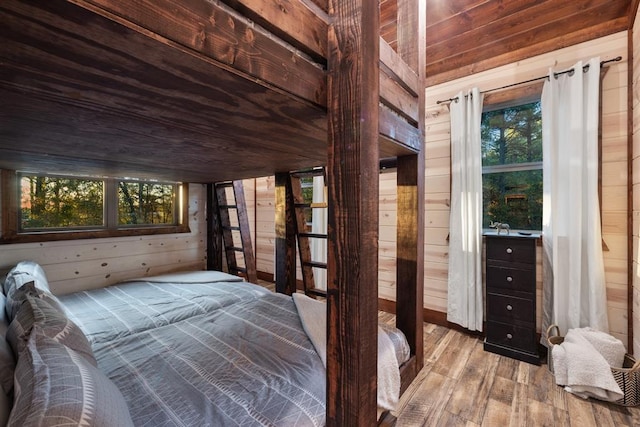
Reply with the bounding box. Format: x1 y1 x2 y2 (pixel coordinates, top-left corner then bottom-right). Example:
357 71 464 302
481 101 542 231
1 171 188 243
20 175 104 231
118 181 176 226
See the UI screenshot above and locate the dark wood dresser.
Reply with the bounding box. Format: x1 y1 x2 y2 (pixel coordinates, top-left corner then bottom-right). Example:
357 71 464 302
484 233 541 364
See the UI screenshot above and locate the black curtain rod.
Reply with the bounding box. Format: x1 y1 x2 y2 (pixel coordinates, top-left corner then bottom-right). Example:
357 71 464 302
435 56 622 105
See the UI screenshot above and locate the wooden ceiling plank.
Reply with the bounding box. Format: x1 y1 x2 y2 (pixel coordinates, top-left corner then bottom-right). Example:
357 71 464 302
425 0 490 28
427 0 628 63
426 0 544 43
425 17 628 87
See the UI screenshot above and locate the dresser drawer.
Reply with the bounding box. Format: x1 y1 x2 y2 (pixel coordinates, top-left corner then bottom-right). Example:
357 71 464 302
486 266 535 294
486 237 535 265
485 321 537 354
486 292 534 326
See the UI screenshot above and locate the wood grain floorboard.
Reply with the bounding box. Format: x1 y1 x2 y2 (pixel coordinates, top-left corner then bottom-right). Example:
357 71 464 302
381 316 640 426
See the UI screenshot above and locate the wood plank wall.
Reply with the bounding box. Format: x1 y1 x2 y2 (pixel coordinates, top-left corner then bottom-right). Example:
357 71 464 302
424 32 629 346
631 7 640 357
0 183 208 295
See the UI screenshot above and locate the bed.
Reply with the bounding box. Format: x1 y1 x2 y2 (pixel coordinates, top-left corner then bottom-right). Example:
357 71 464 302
0 0 426 424
1 263 410 426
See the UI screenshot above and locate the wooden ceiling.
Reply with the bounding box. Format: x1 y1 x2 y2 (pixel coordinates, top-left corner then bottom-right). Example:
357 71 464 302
381 0 633 86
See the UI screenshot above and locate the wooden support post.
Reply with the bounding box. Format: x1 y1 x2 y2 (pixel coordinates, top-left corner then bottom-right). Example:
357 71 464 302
327 1 379 425
274 172 297 295
206 183 223 271
396 0 426 375
396 154 425 372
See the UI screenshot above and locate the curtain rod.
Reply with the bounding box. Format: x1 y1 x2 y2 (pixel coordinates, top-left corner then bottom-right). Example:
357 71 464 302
435 56 622 105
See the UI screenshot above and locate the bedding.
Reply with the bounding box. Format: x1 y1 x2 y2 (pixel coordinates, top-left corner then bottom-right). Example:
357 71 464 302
4 268 410 426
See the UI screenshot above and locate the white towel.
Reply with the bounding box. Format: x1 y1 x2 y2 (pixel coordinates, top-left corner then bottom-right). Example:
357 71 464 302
292 293 401 412
552 327 625 402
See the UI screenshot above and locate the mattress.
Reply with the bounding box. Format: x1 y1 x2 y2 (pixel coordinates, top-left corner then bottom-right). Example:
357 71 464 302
57 272 409 426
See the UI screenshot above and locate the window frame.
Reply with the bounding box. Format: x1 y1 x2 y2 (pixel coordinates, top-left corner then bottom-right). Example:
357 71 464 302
481 84 544 233
1 169 189 244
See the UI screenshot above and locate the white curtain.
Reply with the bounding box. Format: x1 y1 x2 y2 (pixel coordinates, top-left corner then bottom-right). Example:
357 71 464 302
310 175 327 290
541 57 609 338
447 87 484 332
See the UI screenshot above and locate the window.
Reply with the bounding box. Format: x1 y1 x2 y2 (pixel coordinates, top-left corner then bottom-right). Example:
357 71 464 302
481 100 542 231
1 170 188 243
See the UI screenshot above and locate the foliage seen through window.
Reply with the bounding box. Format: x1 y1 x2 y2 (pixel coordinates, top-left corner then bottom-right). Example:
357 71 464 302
481 101 542 231
19 174 178 231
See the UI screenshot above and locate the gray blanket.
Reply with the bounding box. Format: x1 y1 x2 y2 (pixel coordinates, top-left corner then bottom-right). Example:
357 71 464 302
58 275 408 426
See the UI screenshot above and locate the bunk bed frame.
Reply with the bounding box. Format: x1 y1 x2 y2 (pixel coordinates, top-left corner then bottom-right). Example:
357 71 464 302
0 0 426 425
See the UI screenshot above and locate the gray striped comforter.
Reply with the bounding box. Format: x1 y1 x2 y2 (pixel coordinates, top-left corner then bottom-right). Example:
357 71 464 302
57 274 409 426
59 276 326 426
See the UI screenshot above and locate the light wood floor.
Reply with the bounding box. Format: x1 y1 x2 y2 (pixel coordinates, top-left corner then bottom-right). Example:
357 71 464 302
378 312 640 427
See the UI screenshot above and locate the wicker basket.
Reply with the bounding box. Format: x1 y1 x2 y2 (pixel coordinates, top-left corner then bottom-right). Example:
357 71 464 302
546 325 640 406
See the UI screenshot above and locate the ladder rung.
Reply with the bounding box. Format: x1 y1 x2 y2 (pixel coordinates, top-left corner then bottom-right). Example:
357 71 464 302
299 232 327 239
226 246 244 252
230 266 247 273
222 226 241 231
294 202 327 209
306 288 327 297
218 204 237 209
303 261 327 269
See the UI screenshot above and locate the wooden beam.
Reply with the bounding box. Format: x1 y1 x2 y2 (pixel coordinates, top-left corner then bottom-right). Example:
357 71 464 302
378 105 422 152
274 172 297 295
206 183 223 271
327 0 379 425
72 0 327 106
379 69 419 124
220 0 329 61
396 0 425 377
379 39 420 96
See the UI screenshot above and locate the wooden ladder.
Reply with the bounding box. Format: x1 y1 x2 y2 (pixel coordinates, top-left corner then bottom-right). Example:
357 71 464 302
213 181 258 283
289 168 327 298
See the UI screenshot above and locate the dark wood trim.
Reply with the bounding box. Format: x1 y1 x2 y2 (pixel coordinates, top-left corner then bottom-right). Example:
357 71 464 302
0 169 18 241
206 183 223 271
274 172 297 295
327 0 380 424
379 298 484 337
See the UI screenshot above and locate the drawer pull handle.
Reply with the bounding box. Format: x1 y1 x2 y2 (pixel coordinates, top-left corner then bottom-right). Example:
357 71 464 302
506 333 513 339
506 304 513 311
506 247 513 254
506 276 513 282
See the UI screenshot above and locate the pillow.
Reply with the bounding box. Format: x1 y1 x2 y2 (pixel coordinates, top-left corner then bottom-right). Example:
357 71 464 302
4 261 49 293
6 293 96 366
8 327 134 427
4 263 63 321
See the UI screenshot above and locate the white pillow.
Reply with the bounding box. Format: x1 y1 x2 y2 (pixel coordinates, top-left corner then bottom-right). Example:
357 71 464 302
4 262 57 321
4 261 49 294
